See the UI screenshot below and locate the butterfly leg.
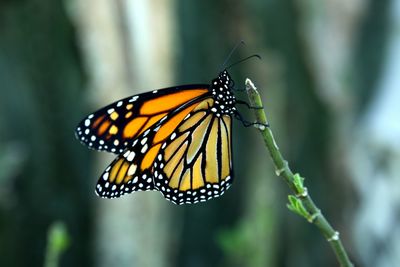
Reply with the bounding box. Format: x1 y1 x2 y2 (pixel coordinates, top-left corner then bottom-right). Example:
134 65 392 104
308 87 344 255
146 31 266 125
235 100 264 110
234 111 269 129
232 87 246 92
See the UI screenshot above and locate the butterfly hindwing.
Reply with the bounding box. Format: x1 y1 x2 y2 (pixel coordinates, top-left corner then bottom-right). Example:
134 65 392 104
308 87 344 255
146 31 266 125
152 98 233 205
76 85 209 154
95 143 155 198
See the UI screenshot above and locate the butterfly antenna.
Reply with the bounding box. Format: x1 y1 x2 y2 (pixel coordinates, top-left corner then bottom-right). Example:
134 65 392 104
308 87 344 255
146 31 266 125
220 40 246 71
225 54 261 70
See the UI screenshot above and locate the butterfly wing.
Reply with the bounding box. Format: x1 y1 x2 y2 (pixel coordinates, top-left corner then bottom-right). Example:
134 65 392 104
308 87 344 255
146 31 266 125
75 85 209 154
152 98 233 205
95 142 156 198
95 97 212 198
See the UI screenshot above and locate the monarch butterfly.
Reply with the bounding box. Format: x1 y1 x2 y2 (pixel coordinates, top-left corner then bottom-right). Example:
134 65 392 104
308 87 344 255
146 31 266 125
75 65 256 205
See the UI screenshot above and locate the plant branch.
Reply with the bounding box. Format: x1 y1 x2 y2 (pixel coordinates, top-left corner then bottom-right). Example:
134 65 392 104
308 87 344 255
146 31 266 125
245 78 354 267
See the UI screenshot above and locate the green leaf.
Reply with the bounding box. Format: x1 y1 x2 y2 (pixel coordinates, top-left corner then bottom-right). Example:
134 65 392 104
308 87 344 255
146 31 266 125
287 195 310 220
293 173 307 197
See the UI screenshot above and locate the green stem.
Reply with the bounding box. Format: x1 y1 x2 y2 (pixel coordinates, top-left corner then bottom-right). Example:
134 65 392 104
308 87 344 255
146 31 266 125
245 79 354 267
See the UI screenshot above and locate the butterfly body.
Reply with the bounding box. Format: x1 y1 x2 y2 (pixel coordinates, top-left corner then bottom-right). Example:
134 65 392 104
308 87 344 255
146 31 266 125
76 70 237 204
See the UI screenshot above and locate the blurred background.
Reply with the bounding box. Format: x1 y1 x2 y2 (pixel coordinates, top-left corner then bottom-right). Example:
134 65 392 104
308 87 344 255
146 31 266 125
1 0 399 266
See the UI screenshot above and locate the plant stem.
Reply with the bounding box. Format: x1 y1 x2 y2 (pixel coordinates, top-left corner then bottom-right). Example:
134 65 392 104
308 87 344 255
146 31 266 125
245 78 354 267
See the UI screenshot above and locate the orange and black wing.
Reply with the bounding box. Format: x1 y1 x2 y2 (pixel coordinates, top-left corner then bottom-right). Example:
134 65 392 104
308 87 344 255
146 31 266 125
94 96 213 198
75 85 209 154
152 97 233 205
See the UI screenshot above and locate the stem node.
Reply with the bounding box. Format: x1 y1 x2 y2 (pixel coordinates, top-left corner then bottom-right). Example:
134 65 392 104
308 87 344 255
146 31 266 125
328 231 340 242
296 187 309 198
275 167 285 176
307 207 320 223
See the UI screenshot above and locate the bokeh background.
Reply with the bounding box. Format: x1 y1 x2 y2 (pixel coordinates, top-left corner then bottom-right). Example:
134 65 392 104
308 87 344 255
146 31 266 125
1 0 399 266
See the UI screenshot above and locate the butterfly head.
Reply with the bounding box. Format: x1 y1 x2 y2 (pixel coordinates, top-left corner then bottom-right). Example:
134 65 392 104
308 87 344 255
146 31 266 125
218 70 233 85
210 70 237 116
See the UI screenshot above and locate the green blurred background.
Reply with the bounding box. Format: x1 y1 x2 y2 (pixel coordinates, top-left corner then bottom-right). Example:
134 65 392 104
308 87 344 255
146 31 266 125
1 0 399 266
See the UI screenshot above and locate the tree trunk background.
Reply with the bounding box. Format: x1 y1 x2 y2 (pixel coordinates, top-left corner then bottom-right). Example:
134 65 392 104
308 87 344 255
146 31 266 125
69 0 177 266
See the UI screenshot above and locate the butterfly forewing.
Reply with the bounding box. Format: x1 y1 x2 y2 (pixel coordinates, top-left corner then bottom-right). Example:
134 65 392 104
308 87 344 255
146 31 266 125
75 85 209 154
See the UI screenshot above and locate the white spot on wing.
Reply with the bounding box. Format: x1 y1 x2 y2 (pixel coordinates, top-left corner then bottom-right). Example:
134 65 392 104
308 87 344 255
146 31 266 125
127 164 137 176
141 144 148 153
143 129 150 136
127 151 136 161
129 96 139 102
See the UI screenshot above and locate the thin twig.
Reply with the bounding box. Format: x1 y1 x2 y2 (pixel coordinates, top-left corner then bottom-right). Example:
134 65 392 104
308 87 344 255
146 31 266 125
245 78 354 267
